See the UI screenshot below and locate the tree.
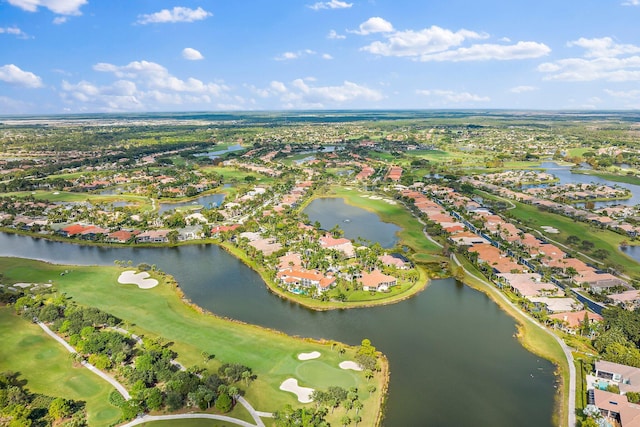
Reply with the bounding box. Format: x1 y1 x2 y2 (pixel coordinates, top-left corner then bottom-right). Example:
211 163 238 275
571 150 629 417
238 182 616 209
48 397 72 421
353 414 362 426
215 392 233 412
341 415 351 427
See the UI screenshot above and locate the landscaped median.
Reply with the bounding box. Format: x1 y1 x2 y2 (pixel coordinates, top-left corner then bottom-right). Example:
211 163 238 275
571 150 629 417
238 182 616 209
0 256 387 427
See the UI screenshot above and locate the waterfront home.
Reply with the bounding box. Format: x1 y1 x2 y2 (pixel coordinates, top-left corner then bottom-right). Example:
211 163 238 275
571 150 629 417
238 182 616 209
378 254 409 269
592 389 640 427
278 253 303 270
548 310 603 333
595 361 640 394
358 269 397 292
136 229 170 243
248 238 282 256
276 268 336 293
106 230 139 243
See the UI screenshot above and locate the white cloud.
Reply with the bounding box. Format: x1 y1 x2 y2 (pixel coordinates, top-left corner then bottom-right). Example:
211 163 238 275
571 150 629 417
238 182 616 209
0 64 43 88
358 21 548 62
622 0 639 5
250 79 383 108
362 25 487 57
0 26 29 38
61 63 231 112
416 89 490 104
308 0 352 10
605 89 640 99
137 7 212 24
53 16 68 24
538 37 640 81
274 49 320 61
569 37 640 58
327 30 346 40
351 17 394 35
322 53 333 60
7 0 86 15
418 41 550 62
93 60 227 95
182 48 204 60
510 85 537 93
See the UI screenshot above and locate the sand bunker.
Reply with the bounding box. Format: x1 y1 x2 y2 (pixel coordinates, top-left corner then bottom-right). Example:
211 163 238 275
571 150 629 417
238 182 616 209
279 378 314 403
541 226 559 234
297 351 321 361
339 361 363 371
118 270 158 289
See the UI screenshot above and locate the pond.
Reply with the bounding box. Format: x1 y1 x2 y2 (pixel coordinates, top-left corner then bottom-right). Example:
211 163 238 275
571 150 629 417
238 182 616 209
621 245 640 264
304 198 401 248
0 232 556 427
157 193 226 214
540 162 640 207
194 144 245 160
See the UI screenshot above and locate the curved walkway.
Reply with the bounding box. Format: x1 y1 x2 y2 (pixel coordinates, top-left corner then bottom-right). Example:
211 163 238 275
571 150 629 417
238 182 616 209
450 255 576 427
37 321 131 400
120 413 257 427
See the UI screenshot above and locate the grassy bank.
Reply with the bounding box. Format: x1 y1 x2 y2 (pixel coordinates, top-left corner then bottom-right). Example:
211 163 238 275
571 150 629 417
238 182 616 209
0 308 121 426
0 257 386 427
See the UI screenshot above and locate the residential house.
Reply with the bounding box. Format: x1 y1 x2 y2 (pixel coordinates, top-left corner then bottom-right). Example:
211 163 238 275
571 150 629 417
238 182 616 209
359 269 397 292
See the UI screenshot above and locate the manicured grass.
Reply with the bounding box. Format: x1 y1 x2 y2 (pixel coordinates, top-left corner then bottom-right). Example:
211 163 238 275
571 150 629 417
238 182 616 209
0 308 121 426
0 257 384 427
200 166 276 186
141 420 249 427
5 190 152 210
477 190 640 278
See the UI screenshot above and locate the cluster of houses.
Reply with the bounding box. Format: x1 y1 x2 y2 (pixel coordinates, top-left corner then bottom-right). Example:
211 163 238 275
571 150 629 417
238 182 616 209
466 178 640 237
273 244 401 295
524 183 630 203
400 184 636 332
386 166 403 182
481 170 556 186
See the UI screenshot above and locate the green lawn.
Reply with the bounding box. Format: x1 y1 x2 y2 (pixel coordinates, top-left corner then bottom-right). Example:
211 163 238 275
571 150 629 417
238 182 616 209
0 257 384 427
0 308 121 426
5 190 152 210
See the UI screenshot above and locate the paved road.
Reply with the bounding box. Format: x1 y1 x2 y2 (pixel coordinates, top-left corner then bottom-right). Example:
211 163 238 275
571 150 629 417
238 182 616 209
450 255 576 427
37 321 131 400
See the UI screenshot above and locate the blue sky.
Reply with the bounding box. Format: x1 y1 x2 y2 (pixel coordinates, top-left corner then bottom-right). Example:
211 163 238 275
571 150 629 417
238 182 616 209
1 0 639 114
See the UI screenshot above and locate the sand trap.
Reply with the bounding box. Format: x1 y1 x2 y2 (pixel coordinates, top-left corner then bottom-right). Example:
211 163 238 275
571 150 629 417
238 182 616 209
541 226 559 234
370 196 382 200
279 378 314 403
339 361 363 371
13 283 33 288
298 351 321 361
118 270 158 289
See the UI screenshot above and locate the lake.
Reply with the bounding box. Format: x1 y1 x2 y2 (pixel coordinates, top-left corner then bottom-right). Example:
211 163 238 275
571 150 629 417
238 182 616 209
621 245 640 264
194 144 244 160
158 193 226 214
540 162 640 207
0 232 556 426
304 197 401 248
